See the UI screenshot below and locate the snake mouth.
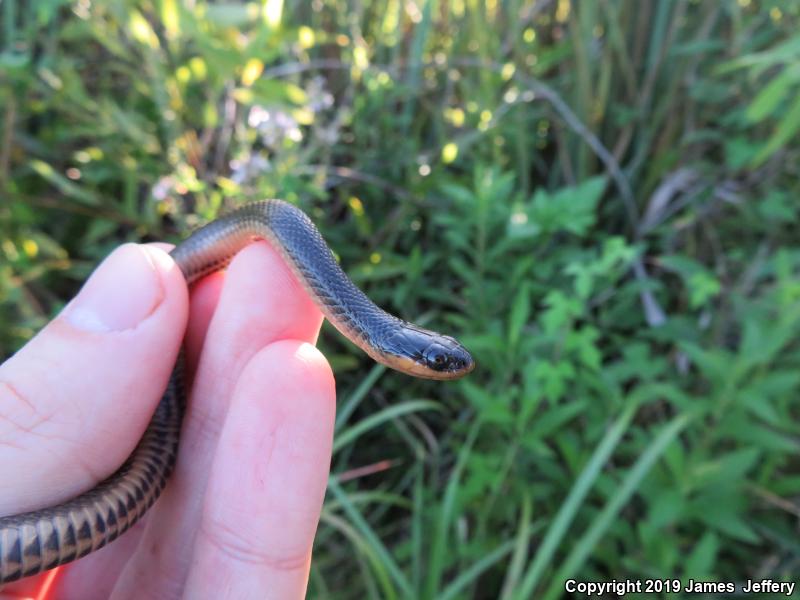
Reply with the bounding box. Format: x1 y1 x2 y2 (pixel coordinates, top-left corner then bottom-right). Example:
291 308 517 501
384 354 475 380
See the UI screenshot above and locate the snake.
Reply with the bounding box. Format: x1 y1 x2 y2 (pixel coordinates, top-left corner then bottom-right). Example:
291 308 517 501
0 199 474 584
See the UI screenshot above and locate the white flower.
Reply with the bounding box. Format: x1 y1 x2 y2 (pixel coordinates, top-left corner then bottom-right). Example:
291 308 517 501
151 175 175 201
248 105 302 148
230 153 271 184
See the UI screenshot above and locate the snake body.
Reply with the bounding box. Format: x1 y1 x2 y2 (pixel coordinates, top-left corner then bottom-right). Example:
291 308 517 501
0 200 473 584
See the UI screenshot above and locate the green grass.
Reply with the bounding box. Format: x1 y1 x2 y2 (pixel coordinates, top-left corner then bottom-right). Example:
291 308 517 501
2 1 800 598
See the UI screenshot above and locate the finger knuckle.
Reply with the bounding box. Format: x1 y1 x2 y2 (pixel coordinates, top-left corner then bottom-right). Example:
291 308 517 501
200 514 308 573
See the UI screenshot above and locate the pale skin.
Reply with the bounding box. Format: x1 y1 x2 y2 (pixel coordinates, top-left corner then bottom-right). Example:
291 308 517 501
0 241 335 599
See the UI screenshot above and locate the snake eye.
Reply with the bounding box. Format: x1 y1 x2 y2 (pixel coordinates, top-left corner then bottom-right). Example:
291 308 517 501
423 344 450 371
416 337 474 377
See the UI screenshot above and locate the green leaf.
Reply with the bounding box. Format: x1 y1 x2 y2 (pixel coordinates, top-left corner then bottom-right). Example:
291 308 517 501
691 448 761 487
565 326 601 370
532 360 576 400
529 402 585 439
746 66 800 123
724 136 759 169
508 282 531 348
539 290 582 334
679 342 732 385
526 176 606 237
658 254 721 307
440 182 476 206
752 96 800 166
715 36 800 75
683 532 719 579
648 488 686 528
687 271 721 308
699 506 759 543
757 190 796 223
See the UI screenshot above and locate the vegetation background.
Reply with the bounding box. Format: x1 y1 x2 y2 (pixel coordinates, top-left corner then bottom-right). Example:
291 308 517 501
2 0 799 598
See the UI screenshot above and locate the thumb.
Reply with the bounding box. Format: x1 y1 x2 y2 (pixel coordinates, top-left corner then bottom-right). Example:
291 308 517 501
0 244 188 515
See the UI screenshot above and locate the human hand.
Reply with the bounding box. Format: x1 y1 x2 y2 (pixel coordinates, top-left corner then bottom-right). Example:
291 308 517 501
1 241 335 600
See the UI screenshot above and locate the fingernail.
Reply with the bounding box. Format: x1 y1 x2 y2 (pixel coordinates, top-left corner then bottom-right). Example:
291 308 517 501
64 244 168 332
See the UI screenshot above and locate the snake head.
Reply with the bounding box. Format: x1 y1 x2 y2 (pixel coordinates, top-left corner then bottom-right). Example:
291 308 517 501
420 336 475 379
378 323 475 380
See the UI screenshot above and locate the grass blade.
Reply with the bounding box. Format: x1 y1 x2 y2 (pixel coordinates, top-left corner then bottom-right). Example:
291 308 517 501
424 419 482 598
333 400 441 454
514 400 638 598
327 478 414 598
540 413 692 600
439 521 544 600
335 364 386 432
